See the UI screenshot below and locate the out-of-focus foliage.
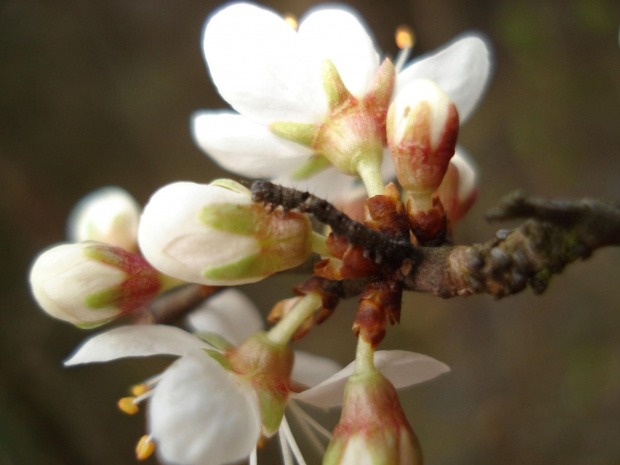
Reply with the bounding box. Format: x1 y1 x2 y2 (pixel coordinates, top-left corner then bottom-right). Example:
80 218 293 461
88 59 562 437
1 0 618 463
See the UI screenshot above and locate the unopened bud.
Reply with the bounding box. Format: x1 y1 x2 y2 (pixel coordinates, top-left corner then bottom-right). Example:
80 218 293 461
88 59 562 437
324 370 422 465
388 79 459 209
436 149 478 226
29 242 162 328
138 180 312 286
67 187 141 253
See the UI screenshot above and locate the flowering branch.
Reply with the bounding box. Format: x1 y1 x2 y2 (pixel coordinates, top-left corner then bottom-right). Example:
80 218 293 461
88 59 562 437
266 188 619 301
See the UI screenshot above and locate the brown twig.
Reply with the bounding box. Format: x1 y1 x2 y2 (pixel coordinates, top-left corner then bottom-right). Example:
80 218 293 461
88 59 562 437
310 192 620 300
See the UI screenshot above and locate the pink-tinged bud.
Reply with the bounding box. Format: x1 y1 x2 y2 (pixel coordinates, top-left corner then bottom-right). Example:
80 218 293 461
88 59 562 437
436 149 478 226
387 79 459 210
29 242 162 328
67 187 141 253
138 180 312 286
324 370 422 465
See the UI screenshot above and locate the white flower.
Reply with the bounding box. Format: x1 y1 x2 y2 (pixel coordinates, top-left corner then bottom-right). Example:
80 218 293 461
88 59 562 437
138 179 312 286
67 186 141 253
29 242 161 328
65 289 341 465
192 2 491 199
66 324 262 465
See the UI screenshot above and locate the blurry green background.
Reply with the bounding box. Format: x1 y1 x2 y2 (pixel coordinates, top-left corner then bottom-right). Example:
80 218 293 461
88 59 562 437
1 0 619 463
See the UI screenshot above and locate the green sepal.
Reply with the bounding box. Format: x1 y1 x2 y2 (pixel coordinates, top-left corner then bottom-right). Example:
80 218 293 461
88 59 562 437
75 316 117 330
321 58 353 109
202 253 263 281
83 244 124 269
204 349 233 371
257 386 288 437
196 332 235 351
200 203 255 235
84 288 123 309
209 179 251 195
291 155 331 180
269 121 319 147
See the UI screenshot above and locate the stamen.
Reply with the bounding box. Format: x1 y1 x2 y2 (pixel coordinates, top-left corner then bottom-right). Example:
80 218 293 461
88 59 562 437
133 390 155 404
280 416 307 465
249 447 258 465
279 425 294 465
135 435 155 461
283 14 298 30
396 25 415 49
288 401 333 440
287 401 326 454
394 25 415 73
144 373 164 387
118 397 139 415
131 383 149 397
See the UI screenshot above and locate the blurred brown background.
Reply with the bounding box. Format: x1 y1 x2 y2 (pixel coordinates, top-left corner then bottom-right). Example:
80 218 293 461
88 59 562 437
1 0 619 463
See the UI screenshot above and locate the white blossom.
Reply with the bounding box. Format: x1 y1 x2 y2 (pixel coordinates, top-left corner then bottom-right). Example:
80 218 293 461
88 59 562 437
193 2 491 198
65 290 341 465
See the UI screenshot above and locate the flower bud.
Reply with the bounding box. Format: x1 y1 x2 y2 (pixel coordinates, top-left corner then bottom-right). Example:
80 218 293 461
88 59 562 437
436 149 478 226
30 242 162 328
138 180 312 286
387 79 459 209
324 370 422 465
67 186 141 253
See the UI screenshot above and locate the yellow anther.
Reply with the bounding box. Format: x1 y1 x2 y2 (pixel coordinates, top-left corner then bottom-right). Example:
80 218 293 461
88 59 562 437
283 14 298 30
131 383 149 397
117 397 139 415
257 437 266 449
395 25 415 49
135 435 156 461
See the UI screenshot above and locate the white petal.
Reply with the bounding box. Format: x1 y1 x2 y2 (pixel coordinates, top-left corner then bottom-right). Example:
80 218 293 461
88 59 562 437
64 325 209 366
291 350 343 388
298 6 380 97
274 167 358 203
149 352 261 465
293 350 449 408
451 146 478 203
374 350 451 390
397 34 492 123
186 289 264 345
203 2 326 124
192 111 313 178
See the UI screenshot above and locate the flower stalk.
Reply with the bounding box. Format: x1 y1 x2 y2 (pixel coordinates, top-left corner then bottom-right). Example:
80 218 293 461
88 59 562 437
267 293 322 345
